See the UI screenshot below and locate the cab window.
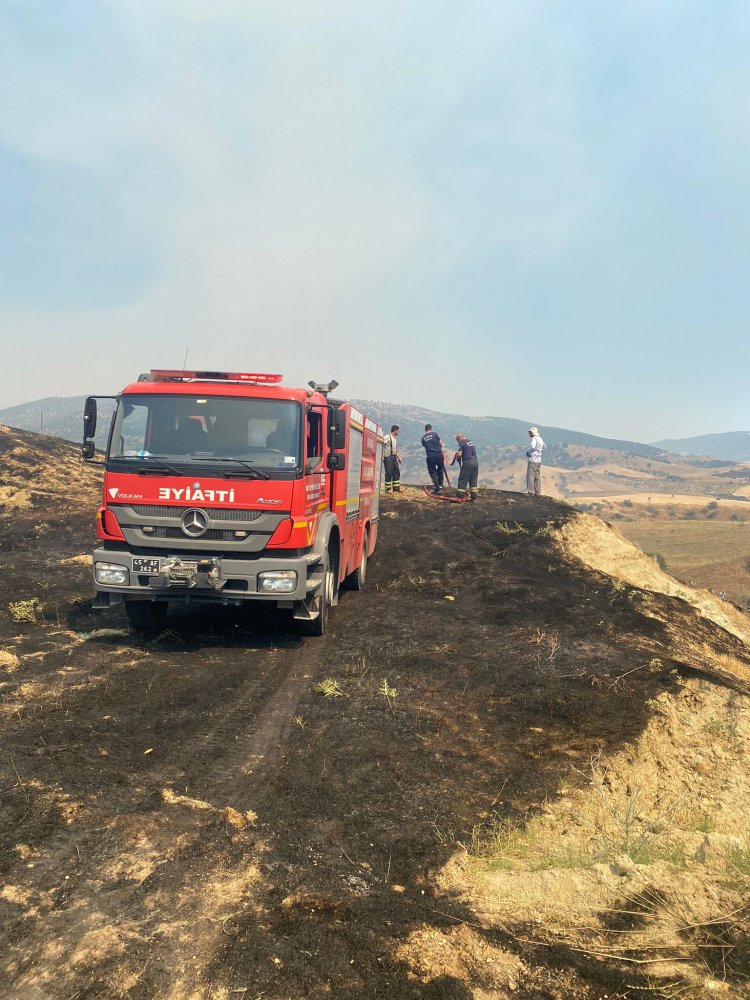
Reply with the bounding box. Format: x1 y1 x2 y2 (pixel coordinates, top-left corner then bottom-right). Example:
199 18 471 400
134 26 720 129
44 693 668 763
306 410 323 467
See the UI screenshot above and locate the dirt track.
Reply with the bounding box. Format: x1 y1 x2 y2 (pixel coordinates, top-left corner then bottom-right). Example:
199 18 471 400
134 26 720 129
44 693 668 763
1 428 749 999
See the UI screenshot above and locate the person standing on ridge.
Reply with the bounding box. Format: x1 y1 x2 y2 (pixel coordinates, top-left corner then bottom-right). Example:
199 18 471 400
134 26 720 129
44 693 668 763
525 426 546 496
382 424 401 493
451 434 479 501
421 424 446 494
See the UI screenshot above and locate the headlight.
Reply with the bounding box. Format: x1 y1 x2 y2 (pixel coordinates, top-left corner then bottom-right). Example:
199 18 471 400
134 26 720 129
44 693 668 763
95 562 130 586
258 570 297 594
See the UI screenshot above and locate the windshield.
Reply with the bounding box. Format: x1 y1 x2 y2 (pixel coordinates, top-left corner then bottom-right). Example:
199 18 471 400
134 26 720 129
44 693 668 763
109 394 302 472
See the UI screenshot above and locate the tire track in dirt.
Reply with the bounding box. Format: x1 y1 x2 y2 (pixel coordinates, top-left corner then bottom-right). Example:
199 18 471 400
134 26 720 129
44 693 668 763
156 633 322 810
0 629 329 1000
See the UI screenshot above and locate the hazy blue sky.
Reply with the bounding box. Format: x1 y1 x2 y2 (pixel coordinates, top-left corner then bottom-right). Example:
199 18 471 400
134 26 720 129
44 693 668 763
1 0 748 441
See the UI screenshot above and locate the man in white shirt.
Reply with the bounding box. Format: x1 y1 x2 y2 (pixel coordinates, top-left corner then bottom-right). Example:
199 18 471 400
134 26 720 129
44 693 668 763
383 424 402 493
526 426 546 496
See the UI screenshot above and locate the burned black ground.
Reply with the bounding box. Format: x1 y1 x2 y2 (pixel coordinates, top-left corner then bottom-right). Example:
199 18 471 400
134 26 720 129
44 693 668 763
1 428 748 999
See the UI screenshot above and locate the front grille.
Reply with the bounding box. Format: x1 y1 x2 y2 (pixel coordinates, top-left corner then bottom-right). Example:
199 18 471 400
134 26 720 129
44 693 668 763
150 527 260 542
131 505 262 521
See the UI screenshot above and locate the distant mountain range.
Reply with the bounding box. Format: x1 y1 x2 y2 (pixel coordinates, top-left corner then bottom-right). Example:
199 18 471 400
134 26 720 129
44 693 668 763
0 395 116 451
352 400 665 460
651 431 750 463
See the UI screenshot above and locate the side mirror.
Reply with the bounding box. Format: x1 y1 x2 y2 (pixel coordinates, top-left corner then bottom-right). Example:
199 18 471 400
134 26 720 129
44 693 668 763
327 452 345 472
332 409 347 451
83 397 98 439
82 440 96 460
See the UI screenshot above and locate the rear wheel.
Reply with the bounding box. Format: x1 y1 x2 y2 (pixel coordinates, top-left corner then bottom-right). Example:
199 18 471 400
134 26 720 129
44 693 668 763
344 530 368 591
125 600 168 633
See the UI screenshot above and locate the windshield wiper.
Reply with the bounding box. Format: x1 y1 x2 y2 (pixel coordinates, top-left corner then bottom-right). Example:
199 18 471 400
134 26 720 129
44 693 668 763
197 457 271 480
113 455 184 476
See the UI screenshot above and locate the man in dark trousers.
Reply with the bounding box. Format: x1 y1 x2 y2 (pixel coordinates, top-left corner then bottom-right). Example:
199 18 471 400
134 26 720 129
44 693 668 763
382 424 401 493
421 424 446 494
451 434 479 501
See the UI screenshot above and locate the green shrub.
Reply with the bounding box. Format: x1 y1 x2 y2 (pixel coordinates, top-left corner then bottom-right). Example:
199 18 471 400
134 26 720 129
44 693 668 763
8 598 44 623
495 521 528 536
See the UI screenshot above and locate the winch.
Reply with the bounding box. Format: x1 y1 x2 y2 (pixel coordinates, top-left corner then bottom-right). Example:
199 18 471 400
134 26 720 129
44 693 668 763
162 556 223 588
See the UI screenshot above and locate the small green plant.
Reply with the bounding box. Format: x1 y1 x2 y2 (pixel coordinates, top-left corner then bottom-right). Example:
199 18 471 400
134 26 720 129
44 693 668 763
379 678 397 699
726 844 750 876
495 521 528 536
652 841 688 869
535 521 554 538
703 718 726 737
379 678 398 711
470 816 596 872
648 657 662 673
678 808 714 834
8 598 44 623
588 765 675 865
470 816 528 869
529 847 596 871
648 552 668 572
313 678 345 698
293 715 306 729
638 592 654 607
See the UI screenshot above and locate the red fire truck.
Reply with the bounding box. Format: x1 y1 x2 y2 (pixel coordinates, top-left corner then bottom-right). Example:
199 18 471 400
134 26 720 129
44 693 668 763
82 371 383 634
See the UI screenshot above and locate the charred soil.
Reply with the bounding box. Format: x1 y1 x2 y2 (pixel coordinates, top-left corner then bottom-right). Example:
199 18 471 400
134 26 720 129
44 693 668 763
1 426 749 1000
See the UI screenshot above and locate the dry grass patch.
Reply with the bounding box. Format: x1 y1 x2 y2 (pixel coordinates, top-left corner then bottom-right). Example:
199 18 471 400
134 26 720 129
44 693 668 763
0 485 32 510
60 554 93 566
0 649 20 673
555 513 750 644
464 674 750 996
677 639 750 686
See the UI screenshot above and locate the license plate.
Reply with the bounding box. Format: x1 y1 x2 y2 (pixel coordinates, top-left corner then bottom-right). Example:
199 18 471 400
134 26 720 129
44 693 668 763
133 558 160 575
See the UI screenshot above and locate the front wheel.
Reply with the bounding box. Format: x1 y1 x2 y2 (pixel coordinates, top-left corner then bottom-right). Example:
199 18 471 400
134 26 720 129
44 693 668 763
300 552 336 637
125 600 168 633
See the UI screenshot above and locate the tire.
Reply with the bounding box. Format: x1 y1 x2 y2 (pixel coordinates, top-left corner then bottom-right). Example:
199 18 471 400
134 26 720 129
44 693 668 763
125 600 168 633
300 551 335 637
344 530 368 591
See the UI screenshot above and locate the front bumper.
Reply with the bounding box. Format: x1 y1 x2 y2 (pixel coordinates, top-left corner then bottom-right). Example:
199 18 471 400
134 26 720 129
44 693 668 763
92 547 321 605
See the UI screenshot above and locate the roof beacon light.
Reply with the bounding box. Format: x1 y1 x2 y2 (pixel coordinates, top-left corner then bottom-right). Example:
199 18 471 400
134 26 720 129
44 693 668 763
150 370 283 384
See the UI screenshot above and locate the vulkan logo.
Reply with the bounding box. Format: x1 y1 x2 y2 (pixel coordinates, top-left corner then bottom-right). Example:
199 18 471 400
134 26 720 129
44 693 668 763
108 487 143 500
158 486 236 503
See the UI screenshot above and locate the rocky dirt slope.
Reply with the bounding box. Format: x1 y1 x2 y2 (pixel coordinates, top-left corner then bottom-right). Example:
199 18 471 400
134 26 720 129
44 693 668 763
0 425 748 999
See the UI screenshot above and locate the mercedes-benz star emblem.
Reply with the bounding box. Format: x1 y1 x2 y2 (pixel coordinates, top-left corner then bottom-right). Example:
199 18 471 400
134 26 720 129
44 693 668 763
181 508 209 537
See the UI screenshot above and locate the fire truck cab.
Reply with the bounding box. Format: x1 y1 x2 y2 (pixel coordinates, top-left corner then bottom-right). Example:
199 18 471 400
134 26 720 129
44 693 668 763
82 371 383 635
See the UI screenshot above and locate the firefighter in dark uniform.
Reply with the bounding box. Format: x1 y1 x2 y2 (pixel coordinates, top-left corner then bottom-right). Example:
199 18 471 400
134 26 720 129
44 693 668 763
452 434 479 501
421 424 446 494
382 424 401 493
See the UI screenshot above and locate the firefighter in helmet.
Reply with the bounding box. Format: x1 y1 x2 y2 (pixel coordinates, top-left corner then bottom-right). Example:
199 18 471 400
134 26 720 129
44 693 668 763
421 424 447 494
451 434 479 501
